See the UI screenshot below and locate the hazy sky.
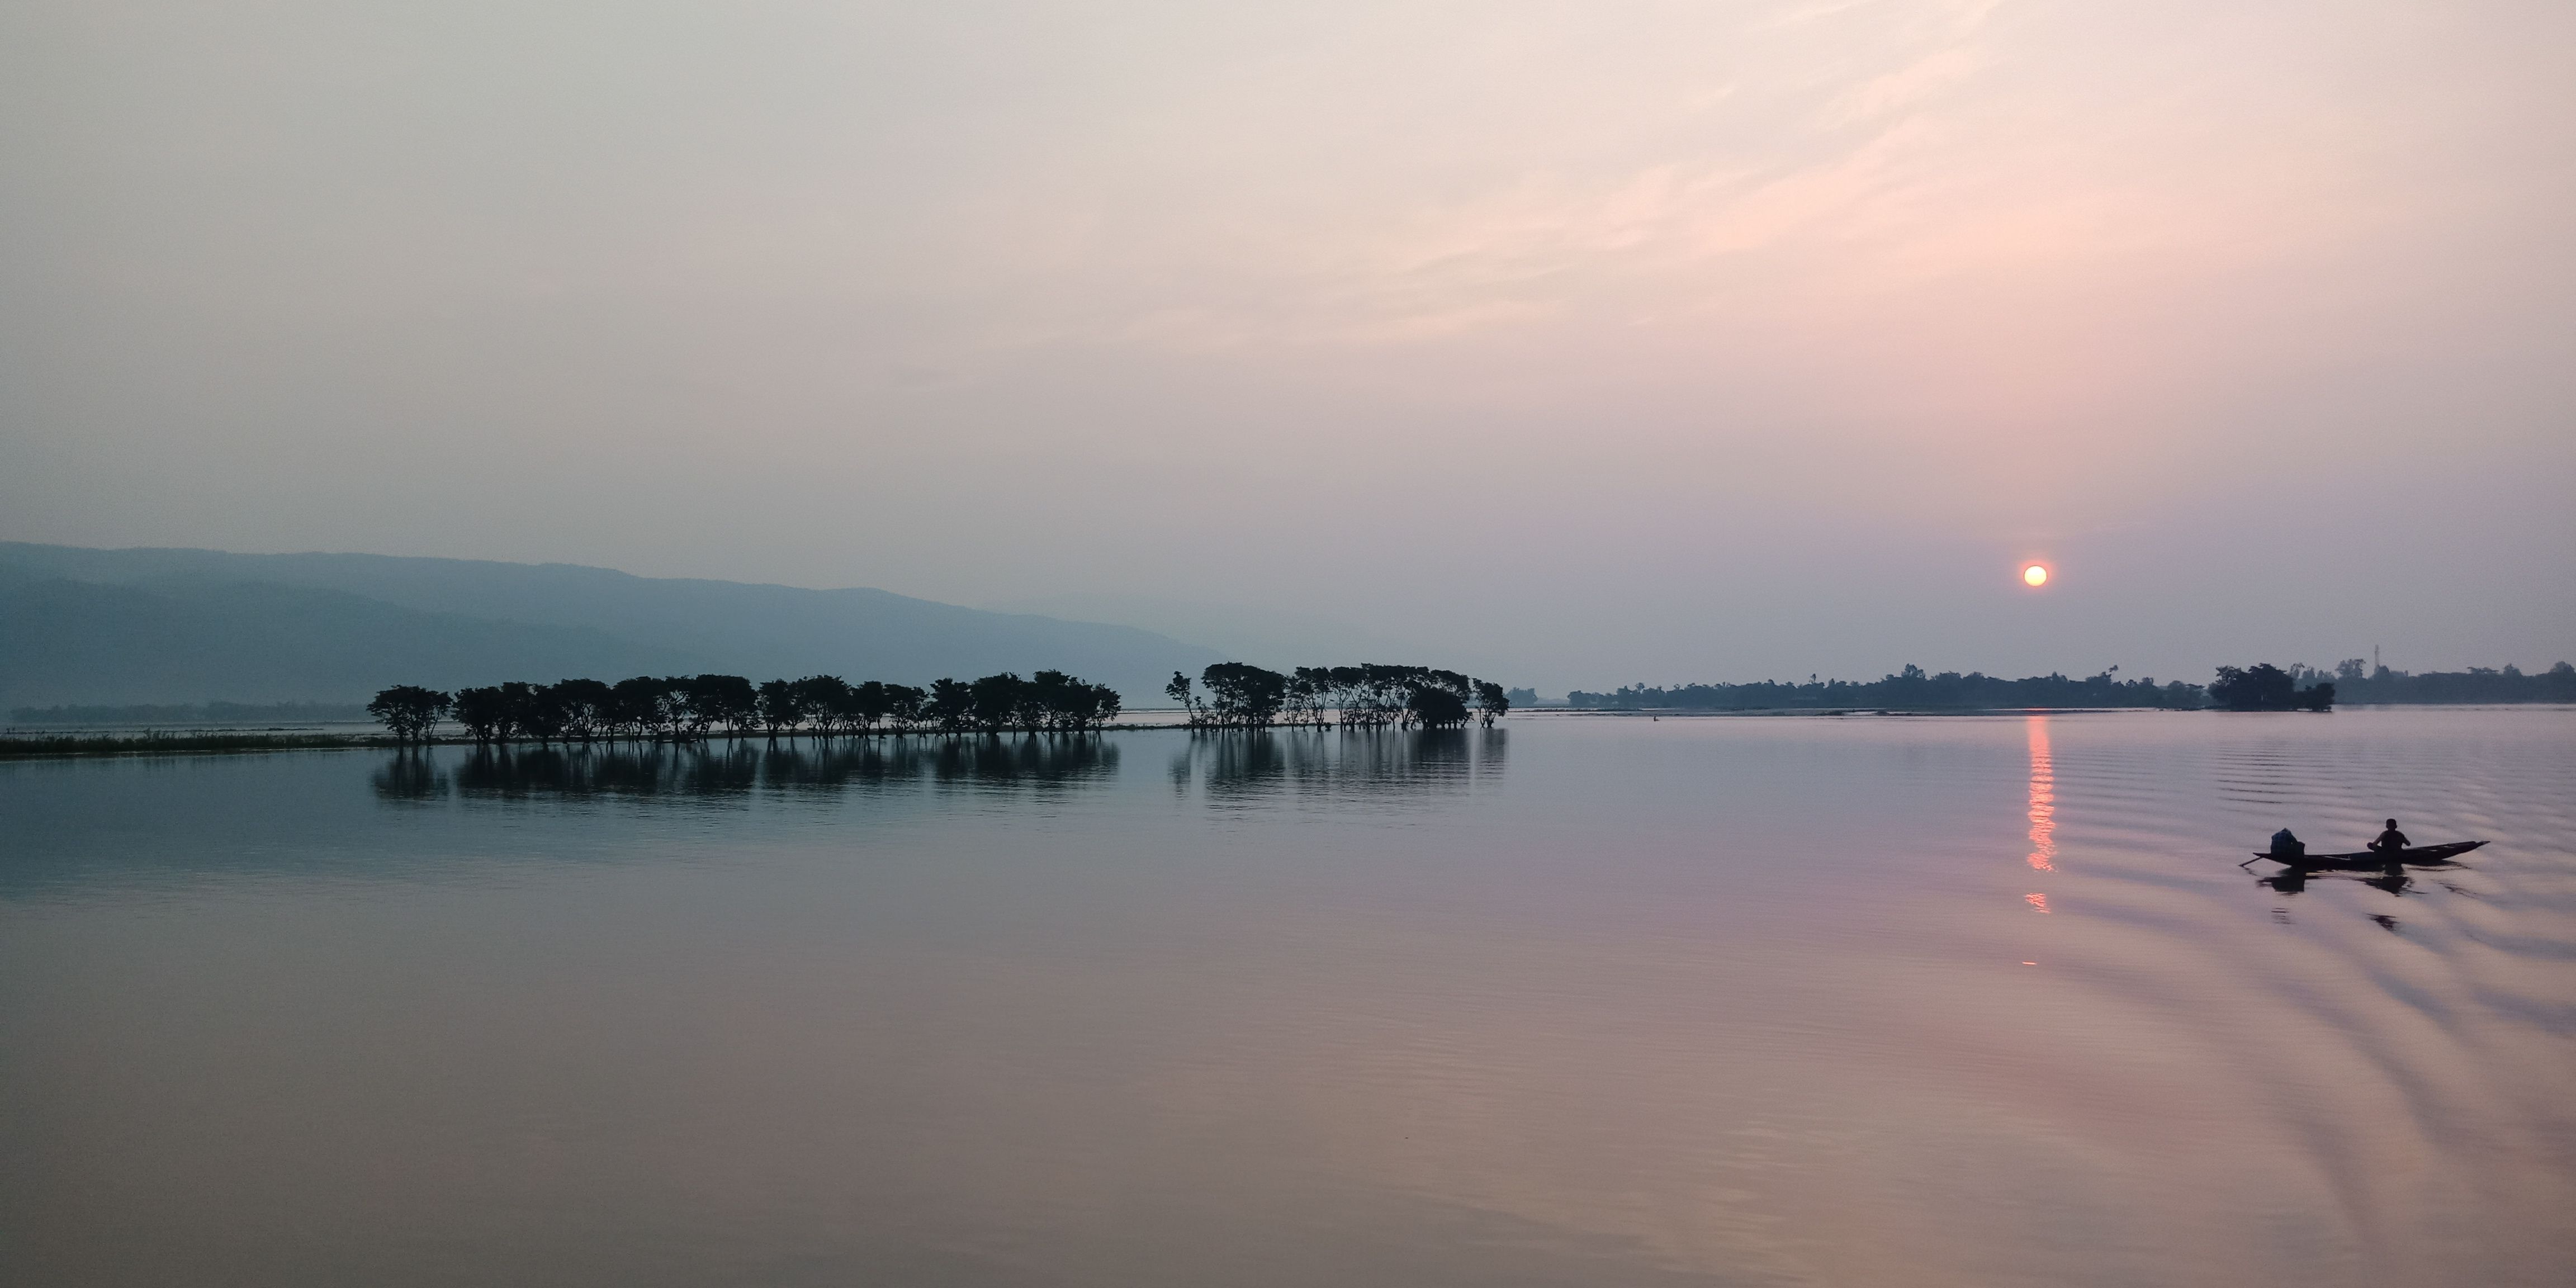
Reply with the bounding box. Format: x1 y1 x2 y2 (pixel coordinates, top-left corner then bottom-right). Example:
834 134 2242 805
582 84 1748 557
4 1 2570 688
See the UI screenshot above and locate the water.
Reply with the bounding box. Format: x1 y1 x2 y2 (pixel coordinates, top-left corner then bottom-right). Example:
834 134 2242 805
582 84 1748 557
3 708 2572 1286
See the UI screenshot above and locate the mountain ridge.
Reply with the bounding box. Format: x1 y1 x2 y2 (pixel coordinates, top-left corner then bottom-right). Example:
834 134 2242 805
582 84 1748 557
0 543 1224 707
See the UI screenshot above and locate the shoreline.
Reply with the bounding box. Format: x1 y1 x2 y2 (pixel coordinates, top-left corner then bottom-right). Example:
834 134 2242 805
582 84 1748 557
8 703 2572 759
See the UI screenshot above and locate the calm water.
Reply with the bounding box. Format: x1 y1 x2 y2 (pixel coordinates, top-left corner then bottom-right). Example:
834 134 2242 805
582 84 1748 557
4 709 2573 1286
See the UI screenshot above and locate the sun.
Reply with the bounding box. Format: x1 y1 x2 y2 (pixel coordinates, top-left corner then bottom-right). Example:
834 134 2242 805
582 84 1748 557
2022 564 2050 588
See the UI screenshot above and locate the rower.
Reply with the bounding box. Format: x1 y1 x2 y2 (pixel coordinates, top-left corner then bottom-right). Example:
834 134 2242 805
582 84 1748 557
2369 818 2409 857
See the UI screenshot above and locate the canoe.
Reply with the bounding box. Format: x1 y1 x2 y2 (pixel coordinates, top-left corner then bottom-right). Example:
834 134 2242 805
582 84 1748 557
2250 840 2486 868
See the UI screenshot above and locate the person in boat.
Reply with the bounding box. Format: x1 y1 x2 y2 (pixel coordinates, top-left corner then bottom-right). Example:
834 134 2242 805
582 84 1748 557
2369 818 2410 857
2269 828 2306 860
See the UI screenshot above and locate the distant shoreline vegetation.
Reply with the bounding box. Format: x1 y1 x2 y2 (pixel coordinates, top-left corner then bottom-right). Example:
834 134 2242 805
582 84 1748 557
1569 660 2576 712
1569 666 2205 712
2303 659 2576 705
5 700 370 726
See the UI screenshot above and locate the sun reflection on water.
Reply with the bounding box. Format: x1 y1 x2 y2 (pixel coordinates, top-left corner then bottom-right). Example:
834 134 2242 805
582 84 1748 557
2026 715 2056 874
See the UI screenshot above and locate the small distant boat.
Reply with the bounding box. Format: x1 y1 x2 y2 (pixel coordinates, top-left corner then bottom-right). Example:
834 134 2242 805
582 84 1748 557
2250 840 2487 868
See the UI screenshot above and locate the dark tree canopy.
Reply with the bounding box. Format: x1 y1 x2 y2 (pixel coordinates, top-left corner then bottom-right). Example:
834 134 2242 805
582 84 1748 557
450 686 510 742
1407 685 1470 728
1176 662 1504 731
1200 663 1287 727
366 685 449 742
2211 664 2333 712
370 668 1114 745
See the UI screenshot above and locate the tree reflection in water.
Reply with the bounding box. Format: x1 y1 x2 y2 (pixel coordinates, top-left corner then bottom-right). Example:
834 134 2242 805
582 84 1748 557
394 735 1120 802
369 750 450 802
379 730 1498 809
1171 727 1505 806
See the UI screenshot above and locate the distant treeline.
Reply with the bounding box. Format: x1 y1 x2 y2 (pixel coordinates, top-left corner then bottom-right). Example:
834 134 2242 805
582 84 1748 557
368 671 1123 743
1569 659 2576 712
2296 660 2576 704
7 700 370 726
1569 666 2201 712
1166 664 1509 729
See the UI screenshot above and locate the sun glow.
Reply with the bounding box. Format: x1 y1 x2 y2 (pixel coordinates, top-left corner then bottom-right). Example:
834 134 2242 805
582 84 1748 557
2022 564 2049 588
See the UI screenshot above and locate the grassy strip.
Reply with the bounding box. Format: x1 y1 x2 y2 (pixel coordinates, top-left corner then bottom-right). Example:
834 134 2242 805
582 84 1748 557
0 731 394 759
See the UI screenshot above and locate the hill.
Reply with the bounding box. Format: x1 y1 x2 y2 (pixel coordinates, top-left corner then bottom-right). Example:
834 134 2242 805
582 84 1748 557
0 543 1223 708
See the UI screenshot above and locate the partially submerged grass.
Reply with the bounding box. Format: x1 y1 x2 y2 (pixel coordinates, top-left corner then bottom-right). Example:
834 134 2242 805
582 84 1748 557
0 730 395 759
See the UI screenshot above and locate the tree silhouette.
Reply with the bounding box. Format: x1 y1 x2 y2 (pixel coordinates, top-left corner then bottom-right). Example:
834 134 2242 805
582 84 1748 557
380 660 1505 743
367 685 450 742
883 684 928 731
790 676 850 735
755 678 803 735
927 678 974 732
451 686 509 742
548 678 613 740
969 673 1028 732
1165 671 1201 724
610 676 678 740
2210 664 2331 711
1200 662 1287 727
1408 685 1470 728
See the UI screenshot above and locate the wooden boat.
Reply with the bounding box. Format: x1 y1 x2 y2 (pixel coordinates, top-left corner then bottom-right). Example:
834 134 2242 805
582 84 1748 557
2250 840 2486 868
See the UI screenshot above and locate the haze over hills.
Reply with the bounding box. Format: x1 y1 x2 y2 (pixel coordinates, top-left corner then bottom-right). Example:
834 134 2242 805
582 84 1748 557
980 591 1431 675
0 543 1224 709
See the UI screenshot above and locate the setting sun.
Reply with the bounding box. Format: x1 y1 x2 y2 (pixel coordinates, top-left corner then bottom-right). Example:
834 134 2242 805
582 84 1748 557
2023 564 2050 588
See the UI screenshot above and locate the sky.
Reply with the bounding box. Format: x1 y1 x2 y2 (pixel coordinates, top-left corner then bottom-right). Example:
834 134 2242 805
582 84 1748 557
3 0 2570 690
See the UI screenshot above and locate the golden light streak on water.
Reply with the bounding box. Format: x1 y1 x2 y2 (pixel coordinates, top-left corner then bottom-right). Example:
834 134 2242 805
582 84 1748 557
2027 714 2057 873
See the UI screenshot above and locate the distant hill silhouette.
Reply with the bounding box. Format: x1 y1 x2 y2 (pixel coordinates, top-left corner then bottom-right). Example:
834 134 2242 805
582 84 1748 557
0 543 1223 708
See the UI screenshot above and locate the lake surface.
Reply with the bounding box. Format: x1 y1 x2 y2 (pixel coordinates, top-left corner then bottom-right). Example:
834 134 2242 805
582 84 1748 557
4 709 2573 1286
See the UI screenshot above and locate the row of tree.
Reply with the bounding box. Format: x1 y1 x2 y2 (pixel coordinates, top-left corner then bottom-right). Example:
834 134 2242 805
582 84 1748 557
1569 666 2204 711
1166 664 1510 728
368 661 1512 742
2300 659 2575 704
368 671 1123 744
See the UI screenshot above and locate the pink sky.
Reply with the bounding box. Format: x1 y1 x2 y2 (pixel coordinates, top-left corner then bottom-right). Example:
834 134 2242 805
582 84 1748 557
3 1 2569 685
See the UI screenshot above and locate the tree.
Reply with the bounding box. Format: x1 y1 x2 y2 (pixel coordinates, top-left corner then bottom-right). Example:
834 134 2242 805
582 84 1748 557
548 678 614 741
451 686 510 742
1165 671 1201 724
1408 684 1470 728
501 681 566 744
1086 684 1123 730
927 678 975 732
679 674 756 738
610 676 678 740
791 676 850 736
883 684 928 731
1286 668 1331 726
1474 680 1509 727
969 673 1029 732
367 685 450 742
846 680 894 733
1024 670 1120 730
1200 662 1287 727
2210 663 2331 711
755 678 804 735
